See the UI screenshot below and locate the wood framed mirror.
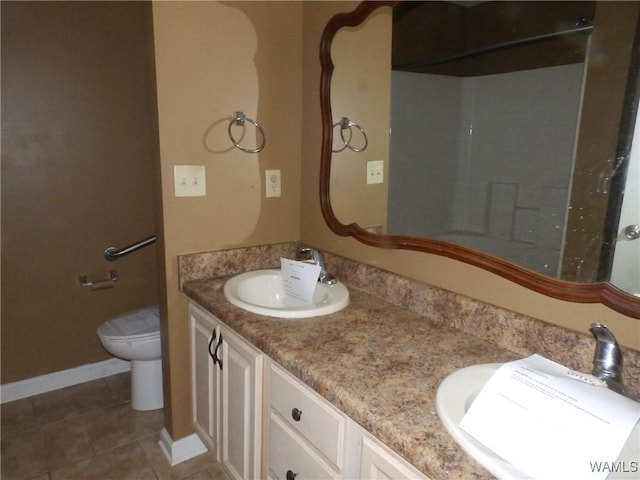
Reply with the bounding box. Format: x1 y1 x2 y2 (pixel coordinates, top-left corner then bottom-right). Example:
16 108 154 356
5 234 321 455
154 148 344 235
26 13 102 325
320 1 640 318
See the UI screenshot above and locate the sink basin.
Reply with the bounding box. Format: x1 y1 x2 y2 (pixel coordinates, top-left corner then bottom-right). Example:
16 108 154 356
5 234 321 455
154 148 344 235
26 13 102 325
223 269 349 318
436 364 639 479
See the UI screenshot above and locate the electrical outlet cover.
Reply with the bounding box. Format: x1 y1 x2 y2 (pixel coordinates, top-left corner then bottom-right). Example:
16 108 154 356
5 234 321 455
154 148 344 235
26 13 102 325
266 169 281 197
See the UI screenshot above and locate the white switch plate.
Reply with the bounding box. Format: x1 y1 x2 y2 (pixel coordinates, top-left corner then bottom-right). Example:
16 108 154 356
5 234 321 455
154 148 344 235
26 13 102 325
266 169 281 197
174 165 206 197
366 160 384 184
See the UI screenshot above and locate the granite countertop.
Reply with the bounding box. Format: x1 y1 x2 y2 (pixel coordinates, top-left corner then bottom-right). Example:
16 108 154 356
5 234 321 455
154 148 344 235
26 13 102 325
183 276 523 479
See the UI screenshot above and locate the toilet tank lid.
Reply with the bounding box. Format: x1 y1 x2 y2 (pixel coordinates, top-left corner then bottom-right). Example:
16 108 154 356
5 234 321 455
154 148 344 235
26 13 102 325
101 305 160 337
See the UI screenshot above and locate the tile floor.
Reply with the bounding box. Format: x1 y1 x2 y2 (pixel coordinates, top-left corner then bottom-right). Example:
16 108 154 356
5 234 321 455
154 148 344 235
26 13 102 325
1 372 229 480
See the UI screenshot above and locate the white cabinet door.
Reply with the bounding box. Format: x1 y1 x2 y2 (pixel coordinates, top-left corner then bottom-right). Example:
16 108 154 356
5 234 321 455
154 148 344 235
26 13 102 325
189 303 220 454
189 301 264 480
220 324 264 480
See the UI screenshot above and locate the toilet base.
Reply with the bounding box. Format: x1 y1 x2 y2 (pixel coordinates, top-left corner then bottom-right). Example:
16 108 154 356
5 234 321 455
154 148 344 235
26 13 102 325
131 359 164 411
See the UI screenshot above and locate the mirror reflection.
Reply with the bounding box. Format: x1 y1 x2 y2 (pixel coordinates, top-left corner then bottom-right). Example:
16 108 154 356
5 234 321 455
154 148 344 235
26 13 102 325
328 1 639 297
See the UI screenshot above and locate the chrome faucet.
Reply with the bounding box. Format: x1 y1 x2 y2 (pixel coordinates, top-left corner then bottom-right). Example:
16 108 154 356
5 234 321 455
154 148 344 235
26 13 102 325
297 247 337 285
590 323 624 394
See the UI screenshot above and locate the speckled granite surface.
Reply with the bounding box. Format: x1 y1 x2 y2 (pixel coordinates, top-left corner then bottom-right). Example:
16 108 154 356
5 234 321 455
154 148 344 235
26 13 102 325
183 277 511 479
178 242 640 479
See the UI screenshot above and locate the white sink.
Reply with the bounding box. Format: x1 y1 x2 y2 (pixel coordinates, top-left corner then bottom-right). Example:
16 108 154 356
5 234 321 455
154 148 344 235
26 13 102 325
223 269 349 318
436 364 639 479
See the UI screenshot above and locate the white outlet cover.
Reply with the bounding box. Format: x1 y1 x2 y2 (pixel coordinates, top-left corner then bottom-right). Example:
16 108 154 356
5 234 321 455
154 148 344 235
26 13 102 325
265 169 281 198
174 165 206 197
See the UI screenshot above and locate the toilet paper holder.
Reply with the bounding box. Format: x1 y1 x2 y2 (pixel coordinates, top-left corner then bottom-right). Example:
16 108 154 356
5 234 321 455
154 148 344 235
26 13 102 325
79 270 119 290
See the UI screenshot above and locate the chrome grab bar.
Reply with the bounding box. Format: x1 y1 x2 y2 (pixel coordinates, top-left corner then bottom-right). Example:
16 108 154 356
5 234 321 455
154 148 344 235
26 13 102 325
104 235 156 261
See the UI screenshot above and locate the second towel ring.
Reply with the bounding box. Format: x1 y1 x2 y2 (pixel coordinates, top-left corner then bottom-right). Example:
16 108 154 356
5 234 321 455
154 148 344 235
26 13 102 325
228 111 266 153
332 117 368 153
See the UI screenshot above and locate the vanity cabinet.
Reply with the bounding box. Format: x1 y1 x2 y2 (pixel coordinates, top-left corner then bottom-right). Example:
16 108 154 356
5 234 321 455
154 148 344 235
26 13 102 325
189 302 264 480
189 300 428 480
268 362 347 479
268 362 429 480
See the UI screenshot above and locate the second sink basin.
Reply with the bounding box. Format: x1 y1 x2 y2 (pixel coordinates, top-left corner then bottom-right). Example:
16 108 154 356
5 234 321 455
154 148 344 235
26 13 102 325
223 269 349 318
436 364 640 479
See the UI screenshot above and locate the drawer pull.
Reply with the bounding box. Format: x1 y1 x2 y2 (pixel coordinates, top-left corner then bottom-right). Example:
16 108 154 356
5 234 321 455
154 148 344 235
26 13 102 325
286 470 297 480
291 408 302 421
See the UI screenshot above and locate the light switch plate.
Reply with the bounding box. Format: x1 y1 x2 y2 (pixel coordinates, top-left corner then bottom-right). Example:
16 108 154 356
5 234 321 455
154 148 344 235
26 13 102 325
366 160 384 185
174 165 206 197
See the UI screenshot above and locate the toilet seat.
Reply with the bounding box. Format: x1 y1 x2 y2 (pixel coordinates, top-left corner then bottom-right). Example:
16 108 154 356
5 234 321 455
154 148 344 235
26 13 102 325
97 305 160 342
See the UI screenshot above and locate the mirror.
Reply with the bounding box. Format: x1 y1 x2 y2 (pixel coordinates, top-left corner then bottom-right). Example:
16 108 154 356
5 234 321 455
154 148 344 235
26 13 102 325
320 1 640 318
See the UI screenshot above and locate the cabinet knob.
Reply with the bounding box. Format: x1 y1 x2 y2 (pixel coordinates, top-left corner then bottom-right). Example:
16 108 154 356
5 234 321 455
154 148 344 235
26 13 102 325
286 470 297 480
291 408 302 422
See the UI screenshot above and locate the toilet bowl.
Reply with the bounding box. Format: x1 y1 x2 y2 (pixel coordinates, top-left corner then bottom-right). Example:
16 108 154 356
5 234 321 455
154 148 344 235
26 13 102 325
97 305 163 411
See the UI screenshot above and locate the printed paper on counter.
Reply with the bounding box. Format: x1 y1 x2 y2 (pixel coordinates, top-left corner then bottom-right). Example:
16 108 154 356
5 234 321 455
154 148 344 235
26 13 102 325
280 258 321 307
459 354 640 479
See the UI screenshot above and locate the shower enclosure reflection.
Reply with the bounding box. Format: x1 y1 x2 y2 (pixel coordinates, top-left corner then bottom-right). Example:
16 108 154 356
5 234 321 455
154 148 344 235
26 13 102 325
388 49 586 279
322 0 640 316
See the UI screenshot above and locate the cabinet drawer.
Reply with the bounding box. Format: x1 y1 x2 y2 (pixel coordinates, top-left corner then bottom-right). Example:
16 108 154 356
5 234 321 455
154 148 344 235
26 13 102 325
270 363 345 469
269 411 340 480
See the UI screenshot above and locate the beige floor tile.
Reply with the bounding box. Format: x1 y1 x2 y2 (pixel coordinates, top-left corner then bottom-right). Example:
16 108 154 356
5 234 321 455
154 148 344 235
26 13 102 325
50 441 157 480
202 464 231 480
1 374 225 479
0 428 49 480
182 470 217 480
182 464 230 480
105 371 131 404
1 397 38 438
32 379 117 424
84 402 164 452
41 417 94 470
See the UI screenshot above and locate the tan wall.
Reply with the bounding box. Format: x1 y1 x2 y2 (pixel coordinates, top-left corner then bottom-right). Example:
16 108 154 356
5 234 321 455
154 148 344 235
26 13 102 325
1 2 159 383
152 1 302 438
300 1 640 352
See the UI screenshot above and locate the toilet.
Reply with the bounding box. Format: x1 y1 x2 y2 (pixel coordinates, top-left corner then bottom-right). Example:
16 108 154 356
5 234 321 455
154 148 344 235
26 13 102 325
97 305 163 411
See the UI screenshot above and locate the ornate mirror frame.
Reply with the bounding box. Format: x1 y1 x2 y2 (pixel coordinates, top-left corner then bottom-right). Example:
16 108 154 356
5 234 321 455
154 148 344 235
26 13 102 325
319 1 640 318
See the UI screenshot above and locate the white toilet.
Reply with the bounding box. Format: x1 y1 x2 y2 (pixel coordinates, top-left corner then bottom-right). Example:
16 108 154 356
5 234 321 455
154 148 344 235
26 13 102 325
97 305 163 411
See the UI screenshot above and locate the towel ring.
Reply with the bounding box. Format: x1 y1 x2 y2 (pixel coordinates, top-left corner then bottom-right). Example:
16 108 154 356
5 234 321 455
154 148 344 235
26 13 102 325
228 111 265 153
332 119 352 153
332 117 368 153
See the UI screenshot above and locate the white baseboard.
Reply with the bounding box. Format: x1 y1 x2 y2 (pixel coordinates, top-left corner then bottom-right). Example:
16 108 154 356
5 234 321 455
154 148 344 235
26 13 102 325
1 358 131 404
159 428 208 466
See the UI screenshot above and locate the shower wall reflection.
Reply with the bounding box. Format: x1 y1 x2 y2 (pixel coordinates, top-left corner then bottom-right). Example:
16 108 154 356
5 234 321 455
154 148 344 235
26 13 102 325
388 64 585 277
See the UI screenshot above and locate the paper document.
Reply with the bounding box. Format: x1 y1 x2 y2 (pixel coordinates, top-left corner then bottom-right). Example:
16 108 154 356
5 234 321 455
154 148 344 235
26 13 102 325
280 258 321 307
459 354 640 479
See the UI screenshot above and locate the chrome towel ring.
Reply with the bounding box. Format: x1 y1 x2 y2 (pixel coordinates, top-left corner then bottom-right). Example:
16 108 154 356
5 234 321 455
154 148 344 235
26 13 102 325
228 111 265 153
332 117 368 153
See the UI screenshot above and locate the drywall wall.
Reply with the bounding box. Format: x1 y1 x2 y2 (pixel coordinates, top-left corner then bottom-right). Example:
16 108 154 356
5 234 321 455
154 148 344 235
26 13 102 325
152 1 302 438
1 1 159 383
